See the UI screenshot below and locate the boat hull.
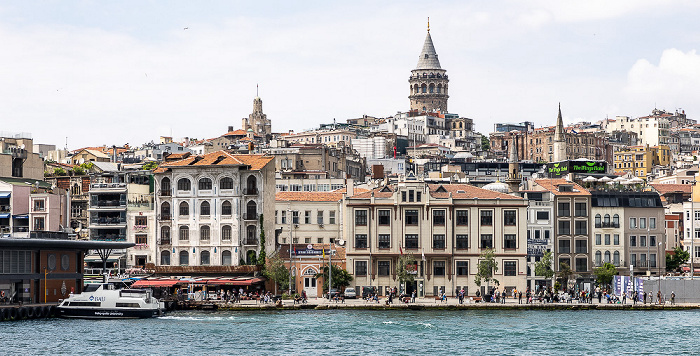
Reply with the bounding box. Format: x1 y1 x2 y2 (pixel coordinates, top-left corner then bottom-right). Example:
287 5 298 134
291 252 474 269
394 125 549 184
58 307 162 319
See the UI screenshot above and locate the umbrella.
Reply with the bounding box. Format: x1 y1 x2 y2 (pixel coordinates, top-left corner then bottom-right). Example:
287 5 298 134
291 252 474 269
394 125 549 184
630 176 644 183
613 176 626 182
599 176 612 182
583 176 597 182
620 179 633 185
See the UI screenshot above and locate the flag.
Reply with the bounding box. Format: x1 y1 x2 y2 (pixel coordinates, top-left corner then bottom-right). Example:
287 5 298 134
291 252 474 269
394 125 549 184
322 248 325 260
399 245 403 255
421 249 426 261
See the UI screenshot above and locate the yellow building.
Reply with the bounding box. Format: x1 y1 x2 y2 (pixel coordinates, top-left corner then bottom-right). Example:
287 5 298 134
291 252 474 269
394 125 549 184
613 145 670 179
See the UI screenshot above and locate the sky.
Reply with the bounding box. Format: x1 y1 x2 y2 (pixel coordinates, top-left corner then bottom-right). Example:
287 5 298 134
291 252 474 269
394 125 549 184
2 0 700 149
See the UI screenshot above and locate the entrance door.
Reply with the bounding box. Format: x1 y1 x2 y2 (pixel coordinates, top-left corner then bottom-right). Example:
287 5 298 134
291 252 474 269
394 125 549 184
136 256 147 268
303 277 317 297
415 279 424 297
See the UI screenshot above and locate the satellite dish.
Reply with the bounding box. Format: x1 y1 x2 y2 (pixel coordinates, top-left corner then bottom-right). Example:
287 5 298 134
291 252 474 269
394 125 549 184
337 239 345 246
74 227 81 233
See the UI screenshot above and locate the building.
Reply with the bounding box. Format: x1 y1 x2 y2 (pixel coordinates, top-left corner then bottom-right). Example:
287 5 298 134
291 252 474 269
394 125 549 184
154 151 275 269
241 96 272 141
0 178 67 239
45 175 91 239
264 143 366 181
274 178 346 192
344 181 528 297
613 145 671 180
409 24 449 113
495 122 534 133
603 112 671 147
283 129 356 147
519 190 554 291
70 149 111 165
0 133 45 181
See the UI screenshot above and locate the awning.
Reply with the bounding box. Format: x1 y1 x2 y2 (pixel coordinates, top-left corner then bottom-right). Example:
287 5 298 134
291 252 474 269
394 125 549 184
207 277 265 286
84 254 124 263
132 279 179 288
13 214 28 219
0 193 10 198
0 213 9 219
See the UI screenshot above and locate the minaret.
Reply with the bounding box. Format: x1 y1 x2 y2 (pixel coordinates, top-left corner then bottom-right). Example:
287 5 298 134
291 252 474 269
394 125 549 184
553 103 566 162
409 19 449 113
506 136 520 192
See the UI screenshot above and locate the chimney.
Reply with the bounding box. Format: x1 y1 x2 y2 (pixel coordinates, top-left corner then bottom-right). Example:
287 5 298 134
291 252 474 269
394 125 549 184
228 126 234 132
346 178 354 197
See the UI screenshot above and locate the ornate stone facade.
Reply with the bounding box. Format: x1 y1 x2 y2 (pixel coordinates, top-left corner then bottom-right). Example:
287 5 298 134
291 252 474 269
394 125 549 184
409 27 449 113
242 96 272 141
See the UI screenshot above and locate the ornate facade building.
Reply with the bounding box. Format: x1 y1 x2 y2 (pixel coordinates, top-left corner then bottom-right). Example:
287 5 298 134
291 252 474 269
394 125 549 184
409 25 449 113
242 96 272 141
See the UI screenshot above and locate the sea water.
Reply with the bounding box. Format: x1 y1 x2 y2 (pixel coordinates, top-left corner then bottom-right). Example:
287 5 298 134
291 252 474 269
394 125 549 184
2 309 699 355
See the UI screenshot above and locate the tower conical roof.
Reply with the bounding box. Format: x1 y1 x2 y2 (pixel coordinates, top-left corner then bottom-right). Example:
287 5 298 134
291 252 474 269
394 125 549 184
554 103 564 141
415 31 442 70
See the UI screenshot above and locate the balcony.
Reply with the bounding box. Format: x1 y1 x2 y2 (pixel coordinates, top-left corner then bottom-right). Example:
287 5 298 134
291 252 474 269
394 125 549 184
160 214 171 221
243 213 258 221
595 222 620 229
91 235 126 241
90 217 127 225
159 190 171 197
244 238 259 246
0 205 10 213
243 188 258 195
92 200 127 208
160 238 171 245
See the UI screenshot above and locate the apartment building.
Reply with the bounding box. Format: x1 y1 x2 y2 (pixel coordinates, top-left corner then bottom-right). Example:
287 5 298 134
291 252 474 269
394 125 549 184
520 190 555 291
0 133 45 181
613 145 671 180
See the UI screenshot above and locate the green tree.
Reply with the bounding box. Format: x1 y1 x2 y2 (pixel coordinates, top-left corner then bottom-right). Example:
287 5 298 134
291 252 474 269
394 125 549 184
263 252 289 293
557 262 574 291
396 253 417 286
535 251 555 279
593 262 618 287
80 162 95 171
72 166 86 175
142 161 158 171
666 246 690 272
53 167 67 176
257 214 266 266
315 264 353 292
480 133 490 151
475 248 499 292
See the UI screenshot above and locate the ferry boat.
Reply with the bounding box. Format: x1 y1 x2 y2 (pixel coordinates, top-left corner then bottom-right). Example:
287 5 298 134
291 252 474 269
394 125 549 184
57 281 165 319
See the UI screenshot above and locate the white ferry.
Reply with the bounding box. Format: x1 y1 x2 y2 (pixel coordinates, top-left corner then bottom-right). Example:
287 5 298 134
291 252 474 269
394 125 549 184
57 281 165 319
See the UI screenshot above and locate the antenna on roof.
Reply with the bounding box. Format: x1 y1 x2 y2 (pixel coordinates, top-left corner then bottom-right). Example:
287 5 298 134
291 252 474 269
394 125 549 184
427 17 430 32
256 83 259 97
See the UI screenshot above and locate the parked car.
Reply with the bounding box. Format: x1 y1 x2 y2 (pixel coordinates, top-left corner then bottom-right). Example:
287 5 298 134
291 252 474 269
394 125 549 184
326 288 341 298
344 287 357 299
361 286 376 299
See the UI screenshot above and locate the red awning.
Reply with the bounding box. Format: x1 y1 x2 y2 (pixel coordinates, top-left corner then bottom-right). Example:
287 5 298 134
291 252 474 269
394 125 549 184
207 278 265 286
132 279 179 288
682 267 690 272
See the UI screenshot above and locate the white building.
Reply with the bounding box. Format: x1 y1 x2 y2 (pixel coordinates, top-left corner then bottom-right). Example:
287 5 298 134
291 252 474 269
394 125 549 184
352 136 389 160
604 115 671 147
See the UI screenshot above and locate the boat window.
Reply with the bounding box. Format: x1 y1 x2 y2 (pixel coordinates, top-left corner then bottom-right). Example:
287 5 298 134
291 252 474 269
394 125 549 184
68 301 101 307
116 303 141 308
84 284 100 292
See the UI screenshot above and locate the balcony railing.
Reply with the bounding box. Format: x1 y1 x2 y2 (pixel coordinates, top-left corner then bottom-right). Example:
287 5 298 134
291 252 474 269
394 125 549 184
0 205 10 213
13 226 29 232
93 200 126 208
243 188 258 195
90 217 127 225
91 235 126 241
244 238 259 246
160 238 171 245
595 222 620 228
243 213 258 221
159 190 171 196
160 214 171 221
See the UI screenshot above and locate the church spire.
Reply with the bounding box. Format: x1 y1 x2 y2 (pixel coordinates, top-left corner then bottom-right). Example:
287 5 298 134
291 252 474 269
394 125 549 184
553 102 567 162
415 29 441 69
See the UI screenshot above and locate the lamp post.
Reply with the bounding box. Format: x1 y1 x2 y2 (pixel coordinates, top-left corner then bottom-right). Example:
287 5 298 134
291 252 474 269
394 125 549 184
328 242 333 300
44 268 48 304
646 223 650 275
692 180 696 280
658 242 662 298
288 207 292 295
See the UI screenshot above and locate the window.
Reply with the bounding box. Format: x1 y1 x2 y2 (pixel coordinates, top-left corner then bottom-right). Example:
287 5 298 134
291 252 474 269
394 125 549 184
355 210 367 226
559 258 571 270
630 235 636 247
433 261 445 276
160 226 171 244
179 251 189 265
558 202 570 217
575 240 587 254
409 190 414 202
355 261 367 276
292 211 299 224
304 211 311 224
179 202 189 216
221 225 231 240
613 251 620 266
639 218 647 229
456 210 469 225
614 234 619 245
200 251 210 265
650 235 656 246
401 191 406 202
416 191 422 202
179 226 189 241
378 210 391 225
595 214 601 228
613 214 620 227
378 261 390 276
504 210 517 226
378 234 390 249
536 211 549 220
504 261 517 276
135 216 147 226
433 210 446 226
34 199 45 211
630 254 636 266
177 178 191 191
198 178 212 190
603 214 611 227
558 221 570 235
200 201 210 216
221 250 232 265
220 177 234 190
405 210 419 225
161 251 170 265
595 251 602 267
640 235 647 247
650 217 656 229
329 211 336 224
629 218 637 229
574 203 587 217
504 234 516 249
650 254 657 268
574 221 587 235
433 234 445 249
317 211 324 225
603 234 610 245
480 234 493 249
221 201 232 216
595 234 601 245
136 234 147 245
559 239 570 254
200 226 210 241
355 234 367 249
405 234 418 249
456 235 469 249
480 210 493 226
456 261 469 276
575 258 587 272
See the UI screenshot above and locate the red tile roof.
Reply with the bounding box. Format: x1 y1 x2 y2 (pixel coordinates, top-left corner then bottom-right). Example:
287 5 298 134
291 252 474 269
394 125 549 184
276 191 344 202
428 184 522 200
534 179 591 196
156 150 273 172
650 183 691 195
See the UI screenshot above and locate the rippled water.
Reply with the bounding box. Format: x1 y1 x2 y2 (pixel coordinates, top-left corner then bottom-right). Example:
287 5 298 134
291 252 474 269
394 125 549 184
3 310 700 355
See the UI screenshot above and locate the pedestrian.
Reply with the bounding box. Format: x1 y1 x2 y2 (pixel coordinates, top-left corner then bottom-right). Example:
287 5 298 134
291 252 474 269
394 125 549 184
671 291 675 305
518 290 522 304
643 292 647 304
622 292 626 304
411 290 416 303
502 288 506 304
657 290 662 305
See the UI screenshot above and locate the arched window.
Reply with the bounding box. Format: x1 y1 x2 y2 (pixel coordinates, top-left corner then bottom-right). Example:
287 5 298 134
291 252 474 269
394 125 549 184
179 226 189 241
429 83 435 93
613 214 620 227
177 178 191 191
200 201 210 216
161 177 171 194
160 251 170 265
604 214 611 226
613 251 620 266
200 225 210 240
200 251 210 265
221 201 232 216
198 178 212 190
221 250 232 265
161 226 170 244
246 201 257 220
246 176 257 194
221 225 232 240
604 251 611 264
71 184 81 196
421 84 427 93
246 250 257 265
437 84 442 93
179 250 189 265
161 202 171 219
246 225 256 245
179 202 189 216
595 251 601 267
220 177 234 190
595 214 601 228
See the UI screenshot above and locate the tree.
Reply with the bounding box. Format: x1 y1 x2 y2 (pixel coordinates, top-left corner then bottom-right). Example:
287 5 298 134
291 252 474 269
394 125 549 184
396 253 417 287
480 133 490 151
593 262 618 287
263 252 289 293
53 167 67 176
475 248 499 292
666 246 690 273
535 251 555 279
142 161 158 171
315 264 353 292
557 262 574 291
257 214 266 266
80 162 95 171
72 166 86 175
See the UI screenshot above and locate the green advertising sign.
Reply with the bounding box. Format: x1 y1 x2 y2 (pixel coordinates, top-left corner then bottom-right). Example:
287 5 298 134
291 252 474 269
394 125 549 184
547 160 606 177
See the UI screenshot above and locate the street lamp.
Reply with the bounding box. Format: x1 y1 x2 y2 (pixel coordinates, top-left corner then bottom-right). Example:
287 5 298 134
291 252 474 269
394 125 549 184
658 241 662 298
691 180 696 280
646 222 650 275
287 207 293 296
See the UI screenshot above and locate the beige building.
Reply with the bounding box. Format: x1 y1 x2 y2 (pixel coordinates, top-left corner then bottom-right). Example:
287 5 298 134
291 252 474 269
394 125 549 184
613 145 671 180
0 134 44 181
275 190 344 246
345 180 527 297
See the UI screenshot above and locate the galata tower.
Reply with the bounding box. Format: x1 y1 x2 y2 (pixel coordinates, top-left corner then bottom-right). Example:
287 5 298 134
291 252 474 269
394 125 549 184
409 21 449 113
